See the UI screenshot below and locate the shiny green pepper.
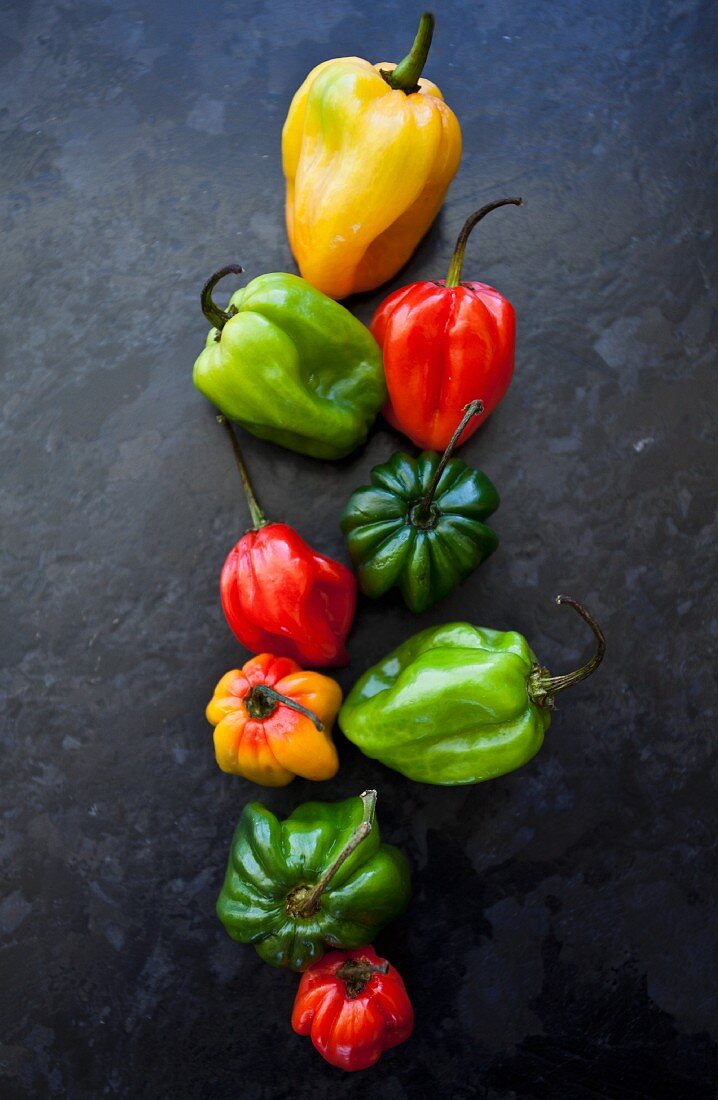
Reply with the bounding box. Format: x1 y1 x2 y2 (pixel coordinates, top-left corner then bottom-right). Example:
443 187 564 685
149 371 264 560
340 401 498 612
339 597 605 785
194 265 386 460
216 790 411 971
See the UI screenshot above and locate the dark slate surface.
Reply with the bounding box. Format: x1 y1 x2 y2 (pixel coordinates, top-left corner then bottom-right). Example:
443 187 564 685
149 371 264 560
1 0 717 1096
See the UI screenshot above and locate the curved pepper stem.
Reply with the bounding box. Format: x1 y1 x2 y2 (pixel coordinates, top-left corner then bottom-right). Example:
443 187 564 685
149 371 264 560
201 264 243 333
411 400 484 527
217 414 267 530
336 957 390 999
244 683 324 730
290 790 377 919
381 12 435 94
529 596 606 709
445 198 524 288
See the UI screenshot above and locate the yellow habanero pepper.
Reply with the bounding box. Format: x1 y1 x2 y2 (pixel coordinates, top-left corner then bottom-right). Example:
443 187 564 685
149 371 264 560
282 13 462 300
206 653 341 787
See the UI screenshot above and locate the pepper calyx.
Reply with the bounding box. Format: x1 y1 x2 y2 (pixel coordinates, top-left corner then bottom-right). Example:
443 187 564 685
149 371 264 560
244 684 324 730
285 790 378 919
380 12 434 95
528 595 606 709
409 500 441 530
336 957 390 999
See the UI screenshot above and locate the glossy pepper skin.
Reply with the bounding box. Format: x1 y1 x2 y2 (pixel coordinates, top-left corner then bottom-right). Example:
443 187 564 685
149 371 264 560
217 417 356 667
292 947 413 1072
373 198 523 450
282 14 461 299
194 266 385 459
206 654 342 786
216 790 411 971
339 597 606 785
340 402 499 613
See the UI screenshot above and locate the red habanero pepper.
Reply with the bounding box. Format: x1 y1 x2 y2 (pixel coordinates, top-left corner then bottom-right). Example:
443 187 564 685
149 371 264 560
217 416 356 667
372 197 523 451
292 946 413 1072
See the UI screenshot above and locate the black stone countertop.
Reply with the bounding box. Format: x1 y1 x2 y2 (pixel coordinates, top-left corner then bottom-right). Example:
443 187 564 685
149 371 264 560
2 1 717 1097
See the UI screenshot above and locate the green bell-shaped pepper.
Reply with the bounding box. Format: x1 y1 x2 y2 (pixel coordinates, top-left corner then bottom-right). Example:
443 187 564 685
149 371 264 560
194 265 386 460
216 789 411 971
340 401 499 612
339 597 605 785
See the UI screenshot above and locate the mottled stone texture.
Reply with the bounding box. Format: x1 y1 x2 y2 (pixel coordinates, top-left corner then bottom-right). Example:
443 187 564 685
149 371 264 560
1 0 716 1096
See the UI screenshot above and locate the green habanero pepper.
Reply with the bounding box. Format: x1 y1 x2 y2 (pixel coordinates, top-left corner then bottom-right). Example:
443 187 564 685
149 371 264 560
194 265 386 460
216 789 411 971
339 596 606 785
340 401 499 612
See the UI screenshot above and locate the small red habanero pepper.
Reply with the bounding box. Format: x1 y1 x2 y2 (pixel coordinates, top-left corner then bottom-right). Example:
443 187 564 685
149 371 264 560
292 946 413 1072
372 196 523 451
217 416 356 667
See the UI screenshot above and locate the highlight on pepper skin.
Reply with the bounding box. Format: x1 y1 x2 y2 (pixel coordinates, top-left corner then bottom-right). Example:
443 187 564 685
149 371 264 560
206 653 342 786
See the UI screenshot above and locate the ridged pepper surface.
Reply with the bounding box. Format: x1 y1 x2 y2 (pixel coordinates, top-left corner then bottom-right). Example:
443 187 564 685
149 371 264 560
216 416 356 667
206 654 342 786
194 266 385 459
216 790 411 971
292 946 413 1072
340 402 499 612
282 14 461 299
373 198 523 450
339 597 606 785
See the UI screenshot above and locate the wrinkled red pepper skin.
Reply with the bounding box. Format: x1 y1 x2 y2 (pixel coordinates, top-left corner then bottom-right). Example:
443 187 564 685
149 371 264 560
372 278 515 451
220 522 356 667
292 946 413 1072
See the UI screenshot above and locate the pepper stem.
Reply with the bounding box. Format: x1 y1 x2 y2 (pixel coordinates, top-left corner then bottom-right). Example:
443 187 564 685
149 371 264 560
411 400 484 526
293 790 377 918
244 684 324 730
529 596 606 709
336 957 390 999
445 198 523 288
381 12 435 94
201 264 244 332
217 414 267 530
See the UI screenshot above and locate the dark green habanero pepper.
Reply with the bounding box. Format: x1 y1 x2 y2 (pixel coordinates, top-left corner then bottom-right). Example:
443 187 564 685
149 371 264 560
340 401 499 613
216 790 411 971
194 265 386 460
339 597 606 785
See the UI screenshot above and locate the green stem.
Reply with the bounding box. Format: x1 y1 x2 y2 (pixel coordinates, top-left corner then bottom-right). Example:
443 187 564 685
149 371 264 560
201 264 243 333
529 596 606 709
216 414 267 530
336 957 390 999
381 12 434 94
294 790 377 918
411 400 484 526
445 198 523 288
244 684 324 730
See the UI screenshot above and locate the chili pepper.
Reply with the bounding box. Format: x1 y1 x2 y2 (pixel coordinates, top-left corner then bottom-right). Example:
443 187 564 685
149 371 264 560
194 266 385 459
206 653 342 786
339 596 606 785
340 401 499 613
217 416 356 667
372 197 523 450
282 13 461 299
216 790 411 971
292 946 413 1072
